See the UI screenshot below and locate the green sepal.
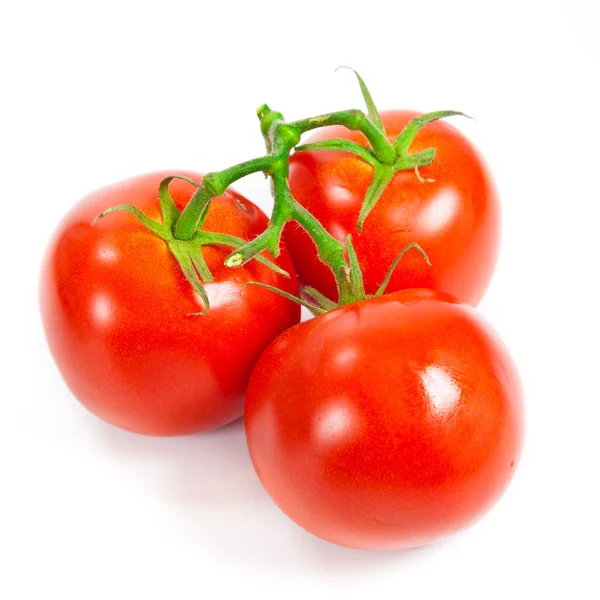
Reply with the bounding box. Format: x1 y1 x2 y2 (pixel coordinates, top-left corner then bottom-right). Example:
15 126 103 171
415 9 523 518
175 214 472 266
168 240 212 315
337 66 385 134
394 148 437 183
242 282 326 315
300 286 338 312
393 111 467 156
189 247 213 282
295 139 378 166
158 175 199 229
357 164 395 232
346 235 365 298
374 242 431 297
338 235 366 305
394 148 436 171
93 204 169 239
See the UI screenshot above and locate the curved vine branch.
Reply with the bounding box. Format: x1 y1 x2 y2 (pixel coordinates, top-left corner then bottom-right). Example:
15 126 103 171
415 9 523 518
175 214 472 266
100 71 463 309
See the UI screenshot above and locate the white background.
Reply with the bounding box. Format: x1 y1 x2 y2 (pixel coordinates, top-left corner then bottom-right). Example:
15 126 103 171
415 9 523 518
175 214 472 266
1 1 599 598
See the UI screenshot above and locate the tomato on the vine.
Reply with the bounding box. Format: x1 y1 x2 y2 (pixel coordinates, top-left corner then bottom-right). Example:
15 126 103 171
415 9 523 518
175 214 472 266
287 110 499 306
245 289 523 550
40 171 300 436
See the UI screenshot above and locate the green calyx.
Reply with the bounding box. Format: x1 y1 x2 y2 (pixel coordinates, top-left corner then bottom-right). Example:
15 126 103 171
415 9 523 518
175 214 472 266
296 69 468 232
93 176 287 315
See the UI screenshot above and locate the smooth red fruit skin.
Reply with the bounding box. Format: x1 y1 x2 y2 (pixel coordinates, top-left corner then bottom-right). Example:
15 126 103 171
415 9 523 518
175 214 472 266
40 171 300 436
287 110 500 306
245 289 523 550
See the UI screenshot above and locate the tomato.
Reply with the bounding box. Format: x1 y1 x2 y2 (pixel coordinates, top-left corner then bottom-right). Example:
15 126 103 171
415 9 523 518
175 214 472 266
245 289 523 550
40 171 300 436
286 110 500 306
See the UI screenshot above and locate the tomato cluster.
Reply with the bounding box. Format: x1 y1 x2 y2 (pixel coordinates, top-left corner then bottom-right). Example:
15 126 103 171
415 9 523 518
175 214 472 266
41 78 523 551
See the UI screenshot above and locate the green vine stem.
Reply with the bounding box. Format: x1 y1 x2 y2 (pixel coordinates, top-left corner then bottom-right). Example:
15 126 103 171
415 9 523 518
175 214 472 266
219 98 464 303
96 71 465 311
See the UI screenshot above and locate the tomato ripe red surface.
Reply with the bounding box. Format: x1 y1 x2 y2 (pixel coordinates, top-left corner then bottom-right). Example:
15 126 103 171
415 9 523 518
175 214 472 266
40 172 300 436
245 289 523 550
287 110 500 306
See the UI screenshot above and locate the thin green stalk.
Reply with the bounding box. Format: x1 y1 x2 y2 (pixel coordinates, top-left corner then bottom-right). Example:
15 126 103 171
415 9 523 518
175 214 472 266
173 156 274 240
110 75 456 309
291 110 395 164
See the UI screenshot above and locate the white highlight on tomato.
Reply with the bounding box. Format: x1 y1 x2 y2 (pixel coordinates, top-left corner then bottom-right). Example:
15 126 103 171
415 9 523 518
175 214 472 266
314 400 357 446
420 364 461 416
90 293 115 326
419 187 460 234
96 244 119 264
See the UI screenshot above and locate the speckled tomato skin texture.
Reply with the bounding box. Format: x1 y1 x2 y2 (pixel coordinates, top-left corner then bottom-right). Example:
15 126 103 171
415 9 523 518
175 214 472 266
245 289 523 550
286 110 500 306
40 171 300 436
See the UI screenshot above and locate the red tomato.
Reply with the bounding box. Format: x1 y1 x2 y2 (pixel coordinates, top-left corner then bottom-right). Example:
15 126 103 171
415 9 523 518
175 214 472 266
40 172 300 436
287 110 500 306
245 289 523 550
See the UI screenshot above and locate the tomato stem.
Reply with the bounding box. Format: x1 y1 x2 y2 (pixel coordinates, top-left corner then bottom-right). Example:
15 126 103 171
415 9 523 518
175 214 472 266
169 97 461 305
101 71 465 309
173 156 274 240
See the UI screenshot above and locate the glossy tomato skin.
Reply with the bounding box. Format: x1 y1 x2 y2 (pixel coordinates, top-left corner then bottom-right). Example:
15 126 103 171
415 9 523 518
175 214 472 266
246 290 523 550
287 110 500 306
40 172 300 436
